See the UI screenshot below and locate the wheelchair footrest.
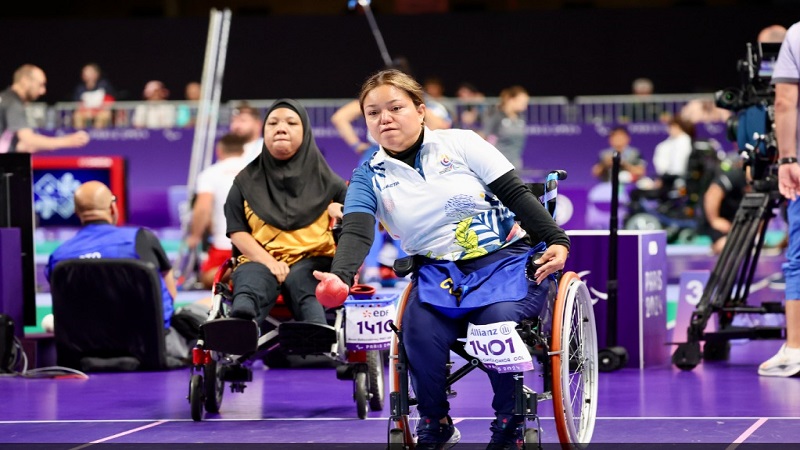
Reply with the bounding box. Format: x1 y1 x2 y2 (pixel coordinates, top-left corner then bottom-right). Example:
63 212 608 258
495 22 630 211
201 318 259 355
220 364 253 383
278 322 337 355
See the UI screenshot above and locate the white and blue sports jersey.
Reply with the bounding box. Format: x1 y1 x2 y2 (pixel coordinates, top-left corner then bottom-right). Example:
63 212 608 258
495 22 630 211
343 127 525 261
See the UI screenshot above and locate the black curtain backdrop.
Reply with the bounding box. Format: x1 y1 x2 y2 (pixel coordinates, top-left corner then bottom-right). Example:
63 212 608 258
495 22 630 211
1 6 799 104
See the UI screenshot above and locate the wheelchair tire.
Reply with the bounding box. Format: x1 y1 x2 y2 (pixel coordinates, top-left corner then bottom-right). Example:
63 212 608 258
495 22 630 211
355 371 369 420
389 285 419 447
203 359 224 413
524 427 540 450
189 374 204 422
550 271 598 448
388 428 407 450
367 350 385 411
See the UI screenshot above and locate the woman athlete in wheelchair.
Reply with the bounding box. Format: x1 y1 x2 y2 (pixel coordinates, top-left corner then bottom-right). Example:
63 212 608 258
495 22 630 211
188 99 387 421
314 69 597 449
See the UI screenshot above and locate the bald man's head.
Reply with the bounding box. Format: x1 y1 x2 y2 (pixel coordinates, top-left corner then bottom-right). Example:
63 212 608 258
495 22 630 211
12 64 46 102
74 181 117 225
758 25 787 44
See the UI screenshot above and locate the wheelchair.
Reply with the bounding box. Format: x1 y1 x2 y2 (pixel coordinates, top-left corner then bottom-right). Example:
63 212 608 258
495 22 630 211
386 170 599 449
186 257 388 421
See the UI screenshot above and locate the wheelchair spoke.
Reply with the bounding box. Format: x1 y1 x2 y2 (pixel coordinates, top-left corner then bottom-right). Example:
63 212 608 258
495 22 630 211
569 306 585 425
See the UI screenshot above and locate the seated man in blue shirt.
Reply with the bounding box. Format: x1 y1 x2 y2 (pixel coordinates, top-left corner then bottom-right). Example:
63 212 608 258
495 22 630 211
45 180 201 362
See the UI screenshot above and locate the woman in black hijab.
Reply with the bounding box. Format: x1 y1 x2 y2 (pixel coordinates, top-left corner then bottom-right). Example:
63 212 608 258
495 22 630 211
223 98 347 326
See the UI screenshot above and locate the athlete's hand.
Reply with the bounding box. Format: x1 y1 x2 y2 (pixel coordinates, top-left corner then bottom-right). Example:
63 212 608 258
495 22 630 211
313 271 349 308
532 244 569 284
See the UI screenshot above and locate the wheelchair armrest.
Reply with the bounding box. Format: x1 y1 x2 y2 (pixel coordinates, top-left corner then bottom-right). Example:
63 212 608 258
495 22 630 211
526 252 546 280
393 256 416 278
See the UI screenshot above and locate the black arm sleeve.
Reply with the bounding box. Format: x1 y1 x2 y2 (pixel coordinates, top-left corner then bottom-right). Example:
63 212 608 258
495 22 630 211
488 170 571 250
224 183 250 237
330 212 376 286
135 228 172 272
332 179 348 204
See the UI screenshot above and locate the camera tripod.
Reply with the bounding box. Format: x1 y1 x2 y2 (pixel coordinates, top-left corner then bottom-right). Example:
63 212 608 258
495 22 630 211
672 181 786 370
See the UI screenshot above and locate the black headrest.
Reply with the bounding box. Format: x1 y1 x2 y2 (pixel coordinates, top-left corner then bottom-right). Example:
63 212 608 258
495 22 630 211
50 258 168 371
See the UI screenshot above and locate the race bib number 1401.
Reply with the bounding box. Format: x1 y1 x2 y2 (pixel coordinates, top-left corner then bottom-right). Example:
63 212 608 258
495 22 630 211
464 321 534 373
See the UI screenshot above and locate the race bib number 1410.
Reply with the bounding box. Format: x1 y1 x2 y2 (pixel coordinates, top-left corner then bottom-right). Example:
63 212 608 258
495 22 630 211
345 296 397 351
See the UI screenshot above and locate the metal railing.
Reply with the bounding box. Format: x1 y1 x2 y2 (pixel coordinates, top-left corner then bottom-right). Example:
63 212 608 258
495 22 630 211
29 93 715 131
572 93 713 124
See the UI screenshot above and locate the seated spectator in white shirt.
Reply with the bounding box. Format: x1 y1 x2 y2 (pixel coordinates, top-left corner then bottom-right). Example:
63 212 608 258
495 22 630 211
132 80 176 129
653 116 694 187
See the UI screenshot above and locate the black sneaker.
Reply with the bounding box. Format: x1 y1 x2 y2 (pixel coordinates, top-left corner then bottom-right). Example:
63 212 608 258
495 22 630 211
416 416 461 450
486 414 525 450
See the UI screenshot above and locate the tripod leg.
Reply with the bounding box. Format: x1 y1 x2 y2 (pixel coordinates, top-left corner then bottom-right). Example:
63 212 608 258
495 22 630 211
673 192 777 370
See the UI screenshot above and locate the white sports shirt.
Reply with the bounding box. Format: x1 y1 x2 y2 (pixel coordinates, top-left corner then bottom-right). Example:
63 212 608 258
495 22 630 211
344 127 524 261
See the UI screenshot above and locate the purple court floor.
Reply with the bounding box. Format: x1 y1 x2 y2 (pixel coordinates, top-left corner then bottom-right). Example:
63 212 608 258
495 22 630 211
1 339 799 448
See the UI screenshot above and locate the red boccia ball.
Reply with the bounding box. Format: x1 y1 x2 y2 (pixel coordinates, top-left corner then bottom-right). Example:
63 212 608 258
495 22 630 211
316 277 349 308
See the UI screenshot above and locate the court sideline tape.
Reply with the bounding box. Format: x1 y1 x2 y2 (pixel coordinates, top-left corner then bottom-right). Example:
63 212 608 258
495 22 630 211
67 420 168 450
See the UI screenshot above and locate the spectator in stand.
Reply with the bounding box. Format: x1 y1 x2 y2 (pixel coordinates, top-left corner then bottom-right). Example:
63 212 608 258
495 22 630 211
331 99 376 166
132 80 176 129
185 133 248 289
626 77 669 122
0 64 90 153
176 81 201 128
455 82 486 133
591 125 646 183
680 97 732 125
229 102 263 163
422 75 455 129
72 63 115 129
185 81 201 101
759 24 788 44
483 85 530 172
652 116 694 190
631 77 654 96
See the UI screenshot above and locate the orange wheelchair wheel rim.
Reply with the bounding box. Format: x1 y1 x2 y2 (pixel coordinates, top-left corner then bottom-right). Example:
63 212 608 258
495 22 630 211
550 270 580 447
389 283 415 447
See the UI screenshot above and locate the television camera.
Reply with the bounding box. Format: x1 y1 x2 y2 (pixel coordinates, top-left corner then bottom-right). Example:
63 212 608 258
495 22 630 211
671 41 788 372
714 42 781 191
